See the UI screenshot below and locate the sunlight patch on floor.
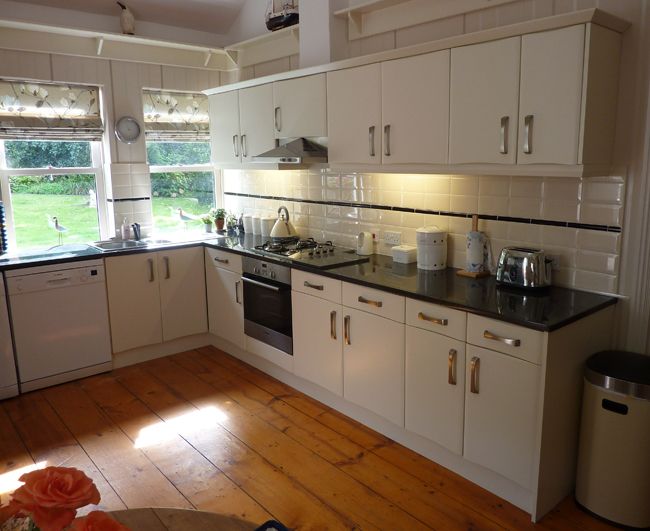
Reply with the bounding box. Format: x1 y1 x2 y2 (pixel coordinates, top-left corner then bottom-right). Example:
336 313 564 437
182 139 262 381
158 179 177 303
134 406 228 449
0 461 48 495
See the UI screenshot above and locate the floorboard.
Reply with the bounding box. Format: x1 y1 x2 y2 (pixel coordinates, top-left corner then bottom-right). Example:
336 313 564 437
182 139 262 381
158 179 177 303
0 346 617 530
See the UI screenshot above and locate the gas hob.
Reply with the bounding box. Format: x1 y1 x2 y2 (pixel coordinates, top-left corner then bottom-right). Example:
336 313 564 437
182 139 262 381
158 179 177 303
253 238 369 269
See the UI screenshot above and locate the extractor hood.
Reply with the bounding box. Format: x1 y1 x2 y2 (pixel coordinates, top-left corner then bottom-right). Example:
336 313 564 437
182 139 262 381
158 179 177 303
251 138 327 165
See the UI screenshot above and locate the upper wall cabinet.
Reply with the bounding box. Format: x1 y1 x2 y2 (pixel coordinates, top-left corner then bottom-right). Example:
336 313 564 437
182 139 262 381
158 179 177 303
209 90 241 165
273 74 327 139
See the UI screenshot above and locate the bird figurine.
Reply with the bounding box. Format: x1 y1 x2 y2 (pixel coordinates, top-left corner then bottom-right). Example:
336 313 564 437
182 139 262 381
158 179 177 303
48 215 68 245
173 208 200 230
117 2 136 35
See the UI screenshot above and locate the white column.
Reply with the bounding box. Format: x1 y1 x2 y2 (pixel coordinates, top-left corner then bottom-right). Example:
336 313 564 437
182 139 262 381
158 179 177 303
299 0 349 68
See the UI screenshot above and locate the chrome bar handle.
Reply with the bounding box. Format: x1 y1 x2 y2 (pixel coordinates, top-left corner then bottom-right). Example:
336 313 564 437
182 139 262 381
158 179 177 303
241 134 248 158
384 124 391 156
500 116 509 154
304 281 324 291
242 276 280 292
368 125 376 157
274 106 281 132
330 310 337 340
483 330 521 347
163 256 170 279
417 312 448 326
448 349 457 386
147 258 155 282
470 356 480 394
523 114 533 154
358 296 382 308
214 257 229 264
232 135 239 157
235 280 241 304
344 315 351 345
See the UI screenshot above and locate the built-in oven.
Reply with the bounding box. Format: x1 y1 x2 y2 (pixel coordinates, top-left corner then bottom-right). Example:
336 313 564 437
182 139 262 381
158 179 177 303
241 256 293 355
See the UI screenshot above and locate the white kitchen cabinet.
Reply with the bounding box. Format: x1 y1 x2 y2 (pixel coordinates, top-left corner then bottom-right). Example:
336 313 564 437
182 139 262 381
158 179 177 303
158 247 207 343
463 344 540 489
292 291 343 395
405 325 465 454
208 90 240 165
106 247 207 353
273 74 327 139
381 51 449 165
205 249 244 349
327 64 381 165
449 37 521 164
239 83 275 163
343 307 405 426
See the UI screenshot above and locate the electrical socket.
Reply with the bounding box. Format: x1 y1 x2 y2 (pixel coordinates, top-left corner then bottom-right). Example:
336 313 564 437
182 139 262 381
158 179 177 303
548 254 561 271
384 230 402 246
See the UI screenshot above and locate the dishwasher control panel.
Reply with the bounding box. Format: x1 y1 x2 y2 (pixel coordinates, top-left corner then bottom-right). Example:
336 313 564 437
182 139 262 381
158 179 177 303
6 264 106 295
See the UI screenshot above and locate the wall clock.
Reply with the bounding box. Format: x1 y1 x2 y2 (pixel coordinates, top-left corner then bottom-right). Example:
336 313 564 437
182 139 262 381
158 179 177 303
114 116 141 144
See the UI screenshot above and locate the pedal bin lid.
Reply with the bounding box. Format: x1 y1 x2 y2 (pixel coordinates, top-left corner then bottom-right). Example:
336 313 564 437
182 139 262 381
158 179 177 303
585 350 650 401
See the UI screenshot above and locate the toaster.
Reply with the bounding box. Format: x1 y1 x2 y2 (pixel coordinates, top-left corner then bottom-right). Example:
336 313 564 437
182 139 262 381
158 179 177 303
496 247 552 289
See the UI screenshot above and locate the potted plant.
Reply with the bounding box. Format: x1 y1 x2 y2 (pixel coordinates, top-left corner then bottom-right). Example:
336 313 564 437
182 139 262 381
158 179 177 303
212 208 227 232
201 214 213 233
226 213 238 235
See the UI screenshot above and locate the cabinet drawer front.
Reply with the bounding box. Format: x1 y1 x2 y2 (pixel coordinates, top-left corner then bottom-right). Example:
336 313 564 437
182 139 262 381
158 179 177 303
292 270 341 304
205 247 242 274
467 314 544 365
342 282 405 323
406 298 466 341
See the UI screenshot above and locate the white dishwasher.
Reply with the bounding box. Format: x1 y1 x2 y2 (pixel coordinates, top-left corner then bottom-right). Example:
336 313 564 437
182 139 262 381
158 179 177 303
0 276 18 399
6 259 112 392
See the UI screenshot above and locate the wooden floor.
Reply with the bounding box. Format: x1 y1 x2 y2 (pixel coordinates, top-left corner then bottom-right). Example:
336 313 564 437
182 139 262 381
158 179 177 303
0 346 617 530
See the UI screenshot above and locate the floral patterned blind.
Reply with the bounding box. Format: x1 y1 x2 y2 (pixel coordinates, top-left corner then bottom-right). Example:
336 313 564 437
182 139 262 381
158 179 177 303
142 90 209 142
0 80 103 141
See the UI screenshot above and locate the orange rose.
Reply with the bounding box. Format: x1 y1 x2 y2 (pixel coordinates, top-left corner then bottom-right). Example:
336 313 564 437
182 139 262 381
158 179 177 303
10 466 101 531
71 511 130 531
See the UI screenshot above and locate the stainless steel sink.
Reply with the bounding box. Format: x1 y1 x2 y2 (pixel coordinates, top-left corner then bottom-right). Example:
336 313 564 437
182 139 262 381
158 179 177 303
92 240 148 251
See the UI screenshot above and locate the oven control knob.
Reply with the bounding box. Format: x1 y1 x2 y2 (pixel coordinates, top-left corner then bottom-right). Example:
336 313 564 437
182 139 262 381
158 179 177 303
308 251 314 256
254 267 260 274
270 271 276 279
329 248 334 253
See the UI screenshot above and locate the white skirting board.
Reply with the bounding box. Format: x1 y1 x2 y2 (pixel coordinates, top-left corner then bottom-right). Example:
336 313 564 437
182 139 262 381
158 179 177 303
112 333 213 369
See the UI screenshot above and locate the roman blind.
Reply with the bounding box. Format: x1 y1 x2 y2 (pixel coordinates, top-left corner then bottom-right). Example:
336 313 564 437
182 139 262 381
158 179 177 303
0 80 103 141
142 90 209 141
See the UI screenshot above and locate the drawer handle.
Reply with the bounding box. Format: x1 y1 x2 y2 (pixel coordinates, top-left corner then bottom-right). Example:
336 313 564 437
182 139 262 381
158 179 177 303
358 295 382 308
448 349 457 386
470 356 480 394
344 315 351 345
304 281 324 291
330 310 337 340
418 312 448 326
214 257 229 264
483 330 521 347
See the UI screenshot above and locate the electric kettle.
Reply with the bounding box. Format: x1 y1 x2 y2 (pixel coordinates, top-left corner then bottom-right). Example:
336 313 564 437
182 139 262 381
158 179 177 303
270 206 298 242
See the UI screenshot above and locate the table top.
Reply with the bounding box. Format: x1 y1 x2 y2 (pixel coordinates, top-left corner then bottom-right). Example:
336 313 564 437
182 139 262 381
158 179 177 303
110 508 257 530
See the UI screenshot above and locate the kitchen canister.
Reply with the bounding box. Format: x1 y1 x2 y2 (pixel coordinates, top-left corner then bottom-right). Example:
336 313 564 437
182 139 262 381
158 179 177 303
466 231 490 273
252 214 262 235
416 226 447 270
260 215 276 237
242 214 253 233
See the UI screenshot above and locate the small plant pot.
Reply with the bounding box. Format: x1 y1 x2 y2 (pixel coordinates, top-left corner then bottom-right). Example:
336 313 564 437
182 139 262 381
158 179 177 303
204 223 213 233
215 218 225 231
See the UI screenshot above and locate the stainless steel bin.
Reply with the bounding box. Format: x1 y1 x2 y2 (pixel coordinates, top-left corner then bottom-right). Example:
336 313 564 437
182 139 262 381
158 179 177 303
576 350 650 528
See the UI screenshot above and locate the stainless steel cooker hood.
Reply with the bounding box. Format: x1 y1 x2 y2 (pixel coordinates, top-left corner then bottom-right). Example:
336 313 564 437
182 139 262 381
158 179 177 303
251 138 327 165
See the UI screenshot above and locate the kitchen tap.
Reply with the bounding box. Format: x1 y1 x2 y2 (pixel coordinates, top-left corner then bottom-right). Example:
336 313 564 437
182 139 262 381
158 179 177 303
131 223 141 241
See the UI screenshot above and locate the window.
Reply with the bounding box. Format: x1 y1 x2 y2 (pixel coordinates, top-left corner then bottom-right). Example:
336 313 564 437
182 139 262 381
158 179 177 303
0 80 106 253
143 90 214 233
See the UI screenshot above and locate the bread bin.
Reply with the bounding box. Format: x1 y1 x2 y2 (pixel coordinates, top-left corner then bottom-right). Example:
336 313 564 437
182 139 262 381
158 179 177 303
416 226 447 271
496 247 552 289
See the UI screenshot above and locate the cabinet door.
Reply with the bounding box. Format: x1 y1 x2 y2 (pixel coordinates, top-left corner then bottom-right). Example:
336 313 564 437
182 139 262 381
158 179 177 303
450 37 520 164
105 253 162 353
239 83 275 163
327 64 381 165
343 307 405 426
405 326 465 454
206 259 244 349
208 91 241 164
292 291 342 395
464 345 540 488
158 247 207 342
518 25 585 164
274 74 327 138
382 51 449 164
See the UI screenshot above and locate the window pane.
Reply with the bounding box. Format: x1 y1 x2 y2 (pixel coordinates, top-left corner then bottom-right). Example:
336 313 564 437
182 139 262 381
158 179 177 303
5 140 92 168
146 141 210 166
151 171 215 232
9 174 100 250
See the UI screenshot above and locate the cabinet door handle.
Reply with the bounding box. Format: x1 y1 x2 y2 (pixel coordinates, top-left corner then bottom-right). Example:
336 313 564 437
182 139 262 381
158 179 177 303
417 312 448 326
163 256 170 279
358 295 382 308
344 315 351 345
232 134 239 157
523 114 533 154
241 134 248 158
274 106 281 132
304 281 324 291
470 356 480 394
368 125 376 157
384 124 391 156
147 258 155 282
500 116 509 154
330 310 337 340
235 280 241 304
214 257 229 264
448 349 457 386
483 329 521 347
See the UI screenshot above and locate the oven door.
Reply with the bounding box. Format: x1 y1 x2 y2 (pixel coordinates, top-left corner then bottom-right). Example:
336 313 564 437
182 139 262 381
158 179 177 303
242 273 293 354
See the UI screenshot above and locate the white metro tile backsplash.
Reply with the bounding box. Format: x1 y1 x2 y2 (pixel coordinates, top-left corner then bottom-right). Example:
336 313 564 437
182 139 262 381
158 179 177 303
222 169 625 293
